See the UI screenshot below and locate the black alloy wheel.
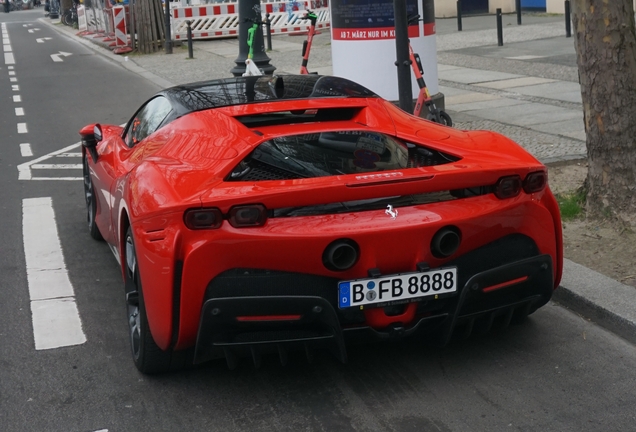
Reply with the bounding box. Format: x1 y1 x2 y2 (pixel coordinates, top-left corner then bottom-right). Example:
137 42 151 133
83 155 103 241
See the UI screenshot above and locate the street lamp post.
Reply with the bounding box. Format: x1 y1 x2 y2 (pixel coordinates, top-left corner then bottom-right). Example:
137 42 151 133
393 0 413 113
230 0 275 76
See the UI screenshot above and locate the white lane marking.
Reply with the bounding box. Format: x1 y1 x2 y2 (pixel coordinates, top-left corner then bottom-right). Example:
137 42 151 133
27 177 84 181
31 299 86 350
36 37 52 43
20 144 33 157
17 123 27 134
13 95 21 102
31 164 83 170
56 152 82 157
18 142 82 181
3 44 11 52
15 107 25 116
12 85 19 91
8 65 14 70
9 71 16 75
4 52 15 65
23 197 87 350
50 51 72 62
10 77 17 82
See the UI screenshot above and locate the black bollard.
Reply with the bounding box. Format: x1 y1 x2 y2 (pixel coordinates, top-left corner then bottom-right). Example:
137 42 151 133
565 0 571 37
187 20 193 59
456 0 462 31
164 0 172 54
496 8 503 46
265 13 272 51
516 0 522 25
393 0 412 113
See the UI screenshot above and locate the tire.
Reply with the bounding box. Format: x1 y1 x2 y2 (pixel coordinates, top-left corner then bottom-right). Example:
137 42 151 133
124 228 192 374
439 110 453 127
62 10 71 25
427 110 453 127
83 155 103 241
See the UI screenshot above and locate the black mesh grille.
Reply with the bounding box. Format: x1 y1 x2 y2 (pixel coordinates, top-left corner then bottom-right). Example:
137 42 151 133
239 160 304 181
407 148 453 167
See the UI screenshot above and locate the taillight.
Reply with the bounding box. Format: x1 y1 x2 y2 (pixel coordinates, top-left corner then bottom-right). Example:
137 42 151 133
184 208 223 230
495 175 522 199
228 204 267 228
523 171 547 193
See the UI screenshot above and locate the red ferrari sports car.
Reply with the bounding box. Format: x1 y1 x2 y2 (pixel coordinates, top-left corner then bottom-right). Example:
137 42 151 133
80 75 562 374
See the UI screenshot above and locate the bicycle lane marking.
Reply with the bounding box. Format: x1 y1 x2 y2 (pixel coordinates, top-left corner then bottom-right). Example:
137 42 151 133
22 197 87 350
2 22 15 65
4 23 33 157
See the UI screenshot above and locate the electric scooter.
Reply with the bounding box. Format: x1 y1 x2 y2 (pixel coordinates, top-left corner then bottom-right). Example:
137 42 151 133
299 10 318 74
408 14 452 126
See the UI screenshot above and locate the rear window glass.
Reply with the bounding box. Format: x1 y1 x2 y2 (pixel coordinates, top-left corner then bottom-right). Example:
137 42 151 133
227 131 458 181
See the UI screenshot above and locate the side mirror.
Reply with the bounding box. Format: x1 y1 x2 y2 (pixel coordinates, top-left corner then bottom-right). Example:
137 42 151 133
80 123 101 162
93 124 103 142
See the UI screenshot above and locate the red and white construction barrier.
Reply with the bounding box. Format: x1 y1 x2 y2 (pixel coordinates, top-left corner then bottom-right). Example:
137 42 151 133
112 5 132 53
171 0 330 41
78 0 331 48
77 5 88 33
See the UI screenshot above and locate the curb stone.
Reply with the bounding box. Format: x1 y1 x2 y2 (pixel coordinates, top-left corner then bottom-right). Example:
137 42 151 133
555 260 636 346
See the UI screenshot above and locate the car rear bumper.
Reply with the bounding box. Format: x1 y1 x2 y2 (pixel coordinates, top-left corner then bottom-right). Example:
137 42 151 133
193 245 554 367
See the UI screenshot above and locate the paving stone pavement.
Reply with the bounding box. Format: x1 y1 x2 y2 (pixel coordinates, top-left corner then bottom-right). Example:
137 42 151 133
452 116 586 163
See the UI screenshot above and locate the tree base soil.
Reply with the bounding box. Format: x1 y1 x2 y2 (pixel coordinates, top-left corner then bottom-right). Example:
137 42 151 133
549 162 636 288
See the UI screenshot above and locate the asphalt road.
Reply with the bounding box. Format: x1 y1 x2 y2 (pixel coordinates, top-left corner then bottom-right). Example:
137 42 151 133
1 11 635 432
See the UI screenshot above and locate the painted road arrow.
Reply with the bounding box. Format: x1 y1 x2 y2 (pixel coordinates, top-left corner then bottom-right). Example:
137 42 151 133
36 37 53 43
50 51 73 62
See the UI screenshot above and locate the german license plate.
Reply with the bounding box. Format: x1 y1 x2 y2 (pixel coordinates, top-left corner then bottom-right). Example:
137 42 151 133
338 267 458 309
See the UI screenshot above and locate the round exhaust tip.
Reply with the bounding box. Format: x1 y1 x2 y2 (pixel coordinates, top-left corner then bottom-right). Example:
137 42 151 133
323 239 359 271
431 227 461 258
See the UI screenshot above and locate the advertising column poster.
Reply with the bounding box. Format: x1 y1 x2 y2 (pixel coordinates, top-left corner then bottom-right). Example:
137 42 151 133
330 0 439 101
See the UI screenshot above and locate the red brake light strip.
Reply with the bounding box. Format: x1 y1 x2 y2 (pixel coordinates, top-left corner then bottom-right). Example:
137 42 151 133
482 276 529 293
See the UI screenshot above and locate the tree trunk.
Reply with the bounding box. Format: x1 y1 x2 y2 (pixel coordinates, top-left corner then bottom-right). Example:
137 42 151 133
133 0 165 54
571 0 636 227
